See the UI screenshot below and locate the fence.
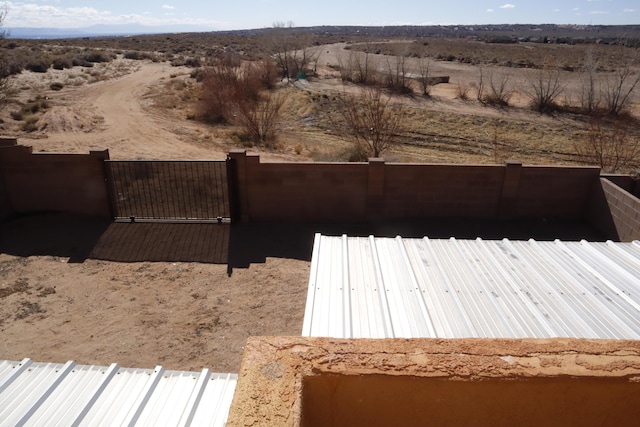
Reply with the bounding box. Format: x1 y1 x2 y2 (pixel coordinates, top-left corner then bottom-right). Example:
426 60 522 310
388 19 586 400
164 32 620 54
106 160 231 221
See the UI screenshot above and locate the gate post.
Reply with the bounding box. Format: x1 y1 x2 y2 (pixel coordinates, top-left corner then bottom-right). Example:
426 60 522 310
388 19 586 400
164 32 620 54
228 150 248 223
92 149 115 219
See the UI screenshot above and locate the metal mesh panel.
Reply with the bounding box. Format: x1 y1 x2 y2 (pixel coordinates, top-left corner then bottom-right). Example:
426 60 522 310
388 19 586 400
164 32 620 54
107 160 230 221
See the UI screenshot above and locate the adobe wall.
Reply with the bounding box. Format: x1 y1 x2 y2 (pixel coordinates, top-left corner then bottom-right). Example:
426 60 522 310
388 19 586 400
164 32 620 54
227 337 640 427
230 150 602 223
0 142 111 218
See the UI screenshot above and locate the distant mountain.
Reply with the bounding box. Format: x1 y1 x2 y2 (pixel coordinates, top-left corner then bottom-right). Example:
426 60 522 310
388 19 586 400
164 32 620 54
5 23 218 39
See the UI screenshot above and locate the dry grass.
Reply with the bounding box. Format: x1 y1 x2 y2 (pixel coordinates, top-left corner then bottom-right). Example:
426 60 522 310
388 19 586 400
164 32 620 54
1 31 639 172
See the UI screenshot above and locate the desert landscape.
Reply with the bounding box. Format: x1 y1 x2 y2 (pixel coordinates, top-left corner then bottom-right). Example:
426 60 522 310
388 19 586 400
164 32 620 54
0 26 639 372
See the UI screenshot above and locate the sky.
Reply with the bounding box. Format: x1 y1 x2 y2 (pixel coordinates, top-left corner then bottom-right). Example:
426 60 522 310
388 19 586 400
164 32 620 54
0 0 638 30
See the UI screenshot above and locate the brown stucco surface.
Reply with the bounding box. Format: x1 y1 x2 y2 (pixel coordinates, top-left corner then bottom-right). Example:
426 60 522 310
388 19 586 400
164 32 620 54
227 337 640 426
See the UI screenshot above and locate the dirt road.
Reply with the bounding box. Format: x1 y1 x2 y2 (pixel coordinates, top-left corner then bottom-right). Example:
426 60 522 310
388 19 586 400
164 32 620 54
28 61 228 160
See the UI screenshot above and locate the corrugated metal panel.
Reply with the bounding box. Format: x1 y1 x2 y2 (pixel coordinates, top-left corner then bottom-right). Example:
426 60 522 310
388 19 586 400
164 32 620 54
0 359 237 426
303 235 640 339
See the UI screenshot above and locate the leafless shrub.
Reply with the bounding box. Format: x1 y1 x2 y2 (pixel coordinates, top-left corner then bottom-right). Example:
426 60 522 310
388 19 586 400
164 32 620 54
198 59 272 124
478 67 512 107
456 81 471 100
198 58 284 145
417 57 432 96
579 50 602 115
337 47 378 86
383 54 412 94
476 65 486 102
574 118 640 173
603 51 640 116
271 22 319 81
486 120 515 163
526 64 565 113
232 91 286 147
333 86 404 158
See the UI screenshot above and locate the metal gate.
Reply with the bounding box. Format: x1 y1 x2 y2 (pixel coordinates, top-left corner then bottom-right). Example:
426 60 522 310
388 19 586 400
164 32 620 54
106 160 232 222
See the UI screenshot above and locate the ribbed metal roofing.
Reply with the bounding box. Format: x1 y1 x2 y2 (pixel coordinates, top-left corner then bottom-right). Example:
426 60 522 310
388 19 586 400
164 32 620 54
303 234 640 339
0 358 237 426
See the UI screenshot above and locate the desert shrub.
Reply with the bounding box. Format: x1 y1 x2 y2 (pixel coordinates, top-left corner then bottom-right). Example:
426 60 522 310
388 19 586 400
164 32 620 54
603 59 640 116
477 67 513 107
574 117 640 173
232 91 286 146
383 55 412 95
79 50 115 63
25 60 49 73
332 86 404 158
21 116 39 132
52 57 73 70
417 57 432 96
184 57 202 68
456 82 471 100
71 58 94 67
11 97 49 121
337 49 378 86
124 51 150 60
526 65 564 113
198 58 284 145
50 82 64 91
198 58 274 124
271 23 319 81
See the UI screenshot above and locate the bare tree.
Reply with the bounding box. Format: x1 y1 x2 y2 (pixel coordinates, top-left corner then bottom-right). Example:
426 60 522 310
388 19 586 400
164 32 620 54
574 118 640 173
271 22 319 81
603 50 640 116
334 86 404 158
232 91 286 147
337 44 377 85
476 65 512 106
384 53 411 94
579 50 602 115
485 68 513 106
417 57 432 96
526 64 564 113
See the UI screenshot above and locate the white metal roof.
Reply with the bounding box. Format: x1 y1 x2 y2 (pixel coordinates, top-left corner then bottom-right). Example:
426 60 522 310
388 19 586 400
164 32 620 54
303 234 640 339
0 358 237 427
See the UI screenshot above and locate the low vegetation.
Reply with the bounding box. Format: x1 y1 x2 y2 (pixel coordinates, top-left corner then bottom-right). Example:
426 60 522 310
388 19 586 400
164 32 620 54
0 25 638 172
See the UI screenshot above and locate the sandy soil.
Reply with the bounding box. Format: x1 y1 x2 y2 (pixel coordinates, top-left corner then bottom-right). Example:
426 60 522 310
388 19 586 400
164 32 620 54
16 62 229 160
0 45 637 373
0 60 313 372
0 216 312 372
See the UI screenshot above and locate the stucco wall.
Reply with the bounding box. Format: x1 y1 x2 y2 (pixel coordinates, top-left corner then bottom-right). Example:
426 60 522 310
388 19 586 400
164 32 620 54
227 337 640 427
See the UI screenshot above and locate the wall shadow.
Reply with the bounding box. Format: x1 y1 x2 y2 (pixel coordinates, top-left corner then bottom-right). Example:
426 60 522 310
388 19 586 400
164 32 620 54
225 217 607 271
89 221 230 264
0 213 111 263
1 213 606 270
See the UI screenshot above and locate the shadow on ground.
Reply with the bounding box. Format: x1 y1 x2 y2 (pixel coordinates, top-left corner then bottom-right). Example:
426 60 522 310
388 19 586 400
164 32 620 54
0 213 606 270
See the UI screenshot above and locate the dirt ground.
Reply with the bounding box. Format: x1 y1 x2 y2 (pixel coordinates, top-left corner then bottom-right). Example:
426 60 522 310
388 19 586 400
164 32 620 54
0 58 313 373
0 215 312 372
0 44 636 373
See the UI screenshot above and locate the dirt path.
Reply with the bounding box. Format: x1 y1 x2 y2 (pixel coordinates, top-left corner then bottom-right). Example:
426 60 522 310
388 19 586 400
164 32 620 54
28 62 228 160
